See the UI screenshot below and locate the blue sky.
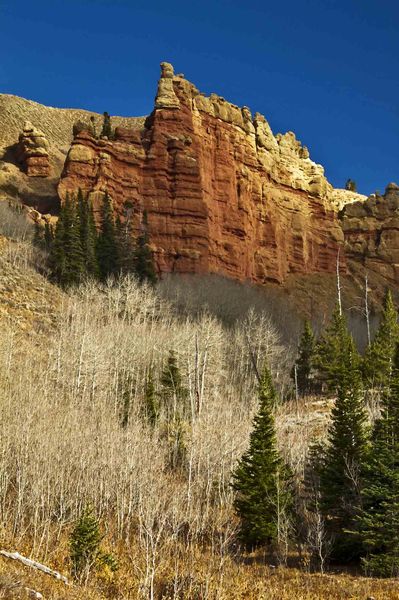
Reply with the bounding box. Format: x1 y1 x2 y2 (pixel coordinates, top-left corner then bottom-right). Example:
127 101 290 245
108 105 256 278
1 0 398 194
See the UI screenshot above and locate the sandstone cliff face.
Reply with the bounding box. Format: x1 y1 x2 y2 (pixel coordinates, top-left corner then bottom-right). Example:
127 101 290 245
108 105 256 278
58 62 352 284
342 183 399 285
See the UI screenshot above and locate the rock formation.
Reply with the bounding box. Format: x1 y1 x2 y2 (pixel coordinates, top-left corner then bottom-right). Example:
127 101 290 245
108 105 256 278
17 121 50 177
342 182 399 284
58 62 356 284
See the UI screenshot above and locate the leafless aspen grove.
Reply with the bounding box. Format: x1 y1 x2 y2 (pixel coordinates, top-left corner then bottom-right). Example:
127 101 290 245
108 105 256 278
0 233 395 598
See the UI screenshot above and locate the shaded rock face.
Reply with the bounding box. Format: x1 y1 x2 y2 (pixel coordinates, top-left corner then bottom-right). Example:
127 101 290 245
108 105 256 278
58 62 348 284
17 121 50 177
342 183 399 284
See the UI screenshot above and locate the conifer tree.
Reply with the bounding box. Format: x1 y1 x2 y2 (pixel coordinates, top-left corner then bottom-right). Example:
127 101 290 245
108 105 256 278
292 320 316 396
232 365 292 547
49 193 84 286
70 506 103 581
135 211 157 284
115 209 136 274
144 368 158 426
363 290 399 390
77 189 98 278
317 330 368 561
89 116 97 138
356 346 399 576
96 192 119 280
160 350 186 416
100 111 112 139
316 305 356 394
70 506 117 582
44 221 54 250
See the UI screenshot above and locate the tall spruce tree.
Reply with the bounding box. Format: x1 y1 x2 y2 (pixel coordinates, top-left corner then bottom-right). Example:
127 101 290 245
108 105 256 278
135 211 157 284
363 290 399 390
144 368 158 426
115 209 136 274
77 189 98 278
49 193 84 286
317 326 368 561
292 320 316 396
316 305 354 394
356 346 399 576
96 192 119 280
160 350 187 416
232 365 292 547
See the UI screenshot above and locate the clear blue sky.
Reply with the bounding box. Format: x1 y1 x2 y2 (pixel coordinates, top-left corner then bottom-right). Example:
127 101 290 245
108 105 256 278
1 0 398 195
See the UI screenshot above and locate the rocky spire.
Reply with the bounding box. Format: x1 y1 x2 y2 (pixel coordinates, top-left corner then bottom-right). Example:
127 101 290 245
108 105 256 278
155 62 180 109
17 121 50 177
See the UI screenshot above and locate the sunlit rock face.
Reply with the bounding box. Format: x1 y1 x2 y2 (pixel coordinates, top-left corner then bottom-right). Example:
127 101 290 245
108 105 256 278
17 121 50 177
342 183 399 285
58 62 359 284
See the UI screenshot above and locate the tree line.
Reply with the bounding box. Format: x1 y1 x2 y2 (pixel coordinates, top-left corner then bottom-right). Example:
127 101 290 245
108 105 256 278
233 291 399 577
35 189 157 287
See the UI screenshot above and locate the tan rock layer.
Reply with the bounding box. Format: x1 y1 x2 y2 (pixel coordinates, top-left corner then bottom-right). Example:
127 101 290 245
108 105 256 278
342 183 399 285
16 121 50 177
58 63 348 284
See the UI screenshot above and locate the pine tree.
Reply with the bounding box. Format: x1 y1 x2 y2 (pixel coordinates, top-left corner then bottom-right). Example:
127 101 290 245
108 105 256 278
363 290 399 390
292 320 316 396
89 116 97 138
144 368 158 426
70 506 103 581
316 305 356 394
135 211 157 284
44 221 54 250
100 111 112 139
356 346 399 576
115 210 136 275
96 192 119 280
70 506 117 582
317 329 368 561
77 189 98 278
49 193 85 287
232 365 292 547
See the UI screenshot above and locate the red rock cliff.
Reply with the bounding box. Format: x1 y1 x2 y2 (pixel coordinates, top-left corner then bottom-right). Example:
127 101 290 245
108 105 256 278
58 62 351 284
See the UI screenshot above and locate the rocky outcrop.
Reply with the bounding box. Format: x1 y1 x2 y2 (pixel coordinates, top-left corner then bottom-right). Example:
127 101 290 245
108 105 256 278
342 183 399 284
17 121 50 177
58 62 351 284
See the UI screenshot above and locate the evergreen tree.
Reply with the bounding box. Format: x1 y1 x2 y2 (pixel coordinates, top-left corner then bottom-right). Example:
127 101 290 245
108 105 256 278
70 506 117 582
118 372 133 429
115 209 136 274
70 506 103 581
100 111 112 139
292 320 316 396
77 189 98 278
49 193 85 287
89 116 97 138
160 349 186 417
232 365 292 547
363 290 399 390
144 368 158 426
356 346 399 576
44 221 54 250
96 192 119 280
317 330 368 561
135 211 157 285
316 305 357 394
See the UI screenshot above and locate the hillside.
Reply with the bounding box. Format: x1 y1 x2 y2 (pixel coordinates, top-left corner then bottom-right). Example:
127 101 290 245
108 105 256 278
0 93 145 159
